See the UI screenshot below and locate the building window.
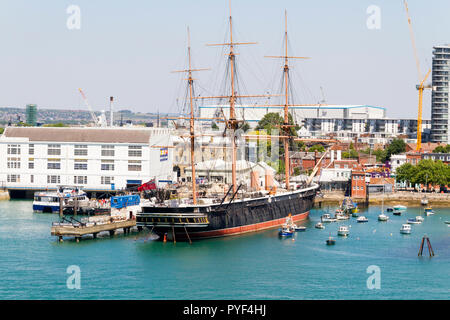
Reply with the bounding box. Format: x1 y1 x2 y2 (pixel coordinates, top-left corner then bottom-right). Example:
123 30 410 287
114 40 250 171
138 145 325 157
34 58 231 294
7 157 21 169
101 145 115 157
47 159 61 170
74 145 88 156
29 144 34 155
28 160 34 169
128 160 142 171
48 144 61 156
30 175 34 183
128 145 142 157
74 159 88 170
47 175 60 184
7 174 20 183
101 176 114 185
74 176 87 184
7 144 21 155
101 160 115 171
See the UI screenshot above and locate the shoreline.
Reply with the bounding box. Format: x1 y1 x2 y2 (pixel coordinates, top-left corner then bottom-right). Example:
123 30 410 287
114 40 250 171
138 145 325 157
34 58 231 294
315 191 450 207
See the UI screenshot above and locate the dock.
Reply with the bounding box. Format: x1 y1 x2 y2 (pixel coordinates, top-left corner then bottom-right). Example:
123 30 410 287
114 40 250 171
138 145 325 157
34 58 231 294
51 216 136 242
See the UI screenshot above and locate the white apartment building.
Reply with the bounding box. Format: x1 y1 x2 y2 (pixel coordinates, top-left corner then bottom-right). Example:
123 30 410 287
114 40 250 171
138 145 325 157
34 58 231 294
0 127 173 194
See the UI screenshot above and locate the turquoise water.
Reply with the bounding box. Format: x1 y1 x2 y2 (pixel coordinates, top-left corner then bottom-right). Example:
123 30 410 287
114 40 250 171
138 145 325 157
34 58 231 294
0 200 449 300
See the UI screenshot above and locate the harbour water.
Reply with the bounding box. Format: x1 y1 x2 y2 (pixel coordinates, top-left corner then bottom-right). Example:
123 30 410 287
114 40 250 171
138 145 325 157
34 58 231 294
0 200 448 300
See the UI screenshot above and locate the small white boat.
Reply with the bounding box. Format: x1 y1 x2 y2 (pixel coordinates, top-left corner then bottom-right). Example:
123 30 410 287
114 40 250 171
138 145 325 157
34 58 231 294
424 207 434 216
407 218 422 224
378 213 389 221
294 226 306 232
400 224 411 234
321 213 337 223
357 216 368 223
337 225 349 237
415 216 424 222
336 213 350 221
315 222 325 229
421 197 428 206
393 205 407 212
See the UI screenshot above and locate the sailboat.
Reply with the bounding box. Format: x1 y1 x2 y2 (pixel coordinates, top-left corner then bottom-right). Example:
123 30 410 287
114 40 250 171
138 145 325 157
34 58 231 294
136 5 320 240
378 185 389 221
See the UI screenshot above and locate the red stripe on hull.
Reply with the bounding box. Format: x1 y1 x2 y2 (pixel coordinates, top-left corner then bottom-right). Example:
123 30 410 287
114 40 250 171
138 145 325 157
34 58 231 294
189 211 310 239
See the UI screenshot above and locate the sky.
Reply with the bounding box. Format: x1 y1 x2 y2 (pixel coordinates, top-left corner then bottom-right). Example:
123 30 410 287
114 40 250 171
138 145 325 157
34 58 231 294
0 0 449 119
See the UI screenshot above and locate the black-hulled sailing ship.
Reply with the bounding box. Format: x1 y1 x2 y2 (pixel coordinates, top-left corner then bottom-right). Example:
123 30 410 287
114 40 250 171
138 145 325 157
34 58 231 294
136 7 321 240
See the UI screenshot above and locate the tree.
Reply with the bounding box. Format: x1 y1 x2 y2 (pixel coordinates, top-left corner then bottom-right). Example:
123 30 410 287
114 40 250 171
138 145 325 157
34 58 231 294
433 145 450 153
308 144 325 153
395 163 417 188
240 121 250 133
255 112 298 136
384 138 406 161
43 122 67 127
342 149 359 159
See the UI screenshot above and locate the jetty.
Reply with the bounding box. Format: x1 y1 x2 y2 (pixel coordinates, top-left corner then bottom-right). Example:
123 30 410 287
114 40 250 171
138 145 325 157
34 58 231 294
51 216 136 242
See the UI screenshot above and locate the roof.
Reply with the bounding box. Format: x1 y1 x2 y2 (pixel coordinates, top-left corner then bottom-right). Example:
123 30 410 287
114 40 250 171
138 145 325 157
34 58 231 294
406 142 444 153
2 127 157 144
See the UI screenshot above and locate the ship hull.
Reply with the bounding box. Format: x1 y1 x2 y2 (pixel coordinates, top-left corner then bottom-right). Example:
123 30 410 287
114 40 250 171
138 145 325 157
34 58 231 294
137 184 318 240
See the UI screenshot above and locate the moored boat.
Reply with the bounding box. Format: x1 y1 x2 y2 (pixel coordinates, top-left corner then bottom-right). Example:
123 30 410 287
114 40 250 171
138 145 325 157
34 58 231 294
326 236 336 245
424 207 434 216
400 224 411 234
315 222 325 229
33 186 90 214
356 216 368 223
393 205 407 212
337 225 349 237
378 213 389 221
321 213 337 223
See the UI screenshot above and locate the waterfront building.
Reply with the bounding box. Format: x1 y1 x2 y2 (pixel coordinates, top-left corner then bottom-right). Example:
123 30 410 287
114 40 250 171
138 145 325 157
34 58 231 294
199 104 431 145
422 152 450 164
430 44 450 144
351 169 366 198
0 126 173 197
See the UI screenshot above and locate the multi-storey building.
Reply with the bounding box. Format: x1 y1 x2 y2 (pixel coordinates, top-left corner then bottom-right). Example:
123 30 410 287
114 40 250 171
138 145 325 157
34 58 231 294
0 127 173 197
431 44 450 144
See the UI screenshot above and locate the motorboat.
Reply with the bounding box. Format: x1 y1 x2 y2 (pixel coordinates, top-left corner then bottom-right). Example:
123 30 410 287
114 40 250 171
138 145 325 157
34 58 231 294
421 197 429 206
386 207 394 213
279 225 294 237
315 222 325 229
400 224 411 234
321 213 337 223
335 212 350 220
326 236 336 245
357 216 368 223
337 225 350 237
393 205 407 212
393 209 402 216
424 207 434 216
445 221 450 225
294 226 306 232
378 213 389 221
407 217 422 224
33 186 90 214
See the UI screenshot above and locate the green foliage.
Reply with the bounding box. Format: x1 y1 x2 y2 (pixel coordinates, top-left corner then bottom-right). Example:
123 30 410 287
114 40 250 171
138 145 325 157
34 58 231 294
308 144 325 152
395 159 450 188
433 145 450 153
293 167 301 176
342 149 359 159
255 112 298 136
384 138 406 161
211 122 219 131
0 127 4 134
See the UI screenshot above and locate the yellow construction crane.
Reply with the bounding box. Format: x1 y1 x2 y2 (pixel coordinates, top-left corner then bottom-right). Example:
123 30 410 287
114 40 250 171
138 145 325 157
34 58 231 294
403 0 432 152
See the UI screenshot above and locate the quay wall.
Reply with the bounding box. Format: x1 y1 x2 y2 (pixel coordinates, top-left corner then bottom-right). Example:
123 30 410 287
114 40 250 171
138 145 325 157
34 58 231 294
315 191 450 207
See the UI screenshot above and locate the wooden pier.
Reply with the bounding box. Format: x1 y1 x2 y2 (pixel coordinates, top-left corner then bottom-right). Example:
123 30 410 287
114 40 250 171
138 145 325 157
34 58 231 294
51 218 136 242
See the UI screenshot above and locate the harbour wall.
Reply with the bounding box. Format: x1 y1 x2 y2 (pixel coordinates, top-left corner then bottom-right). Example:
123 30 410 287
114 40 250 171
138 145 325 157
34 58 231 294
316 191 450 207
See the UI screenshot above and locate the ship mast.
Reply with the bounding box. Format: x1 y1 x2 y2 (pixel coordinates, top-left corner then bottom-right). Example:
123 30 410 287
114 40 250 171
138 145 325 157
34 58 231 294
266 10 310 190
172 27 209 205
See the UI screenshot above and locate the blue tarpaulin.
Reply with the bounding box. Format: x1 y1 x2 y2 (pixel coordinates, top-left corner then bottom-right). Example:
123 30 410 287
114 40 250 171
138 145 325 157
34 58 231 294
110 195 140 209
